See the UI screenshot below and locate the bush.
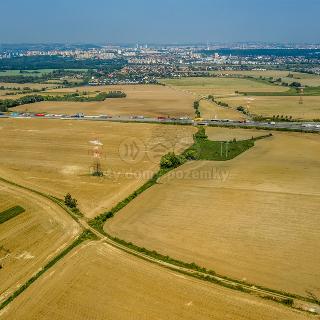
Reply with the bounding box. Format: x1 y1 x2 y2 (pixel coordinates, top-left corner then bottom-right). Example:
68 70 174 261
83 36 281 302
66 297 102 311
289 81 302 88
184 149 198 160
160 152 186 169
194 127 208 140
64 193 77 209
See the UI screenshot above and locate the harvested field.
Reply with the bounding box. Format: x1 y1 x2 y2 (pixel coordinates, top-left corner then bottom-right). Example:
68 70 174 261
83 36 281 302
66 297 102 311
219 95 320 120
0 82 57 90
0 119 195 218
161 77 288 97
106 131 320 296
0 93 40 101
209 70 320 87
0 180 80 303
0 242 313 320
199 99 247 120
205 126 268 141
13 85 195 117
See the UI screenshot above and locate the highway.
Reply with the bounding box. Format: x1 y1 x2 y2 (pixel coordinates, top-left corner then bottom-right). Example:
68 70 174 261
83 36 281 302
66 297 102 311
1 113 320 133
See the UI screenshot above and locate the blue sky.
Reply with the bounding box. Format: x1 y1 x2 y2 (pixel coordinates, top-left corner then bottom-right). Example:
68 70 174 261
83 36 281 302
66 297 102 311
1 0 319 43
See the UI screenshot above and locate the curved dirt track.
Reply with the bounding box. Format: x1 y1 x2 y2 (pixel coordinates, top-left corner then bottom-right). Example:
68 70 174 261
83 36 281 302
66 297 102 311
106 131 320 297
1 242 315 320
0 180 80 304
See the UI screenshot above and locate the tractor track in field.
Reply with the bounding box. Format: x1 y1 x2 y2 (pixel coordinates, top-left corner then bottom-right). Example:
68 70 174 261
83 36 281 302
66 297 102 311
0 176 319 316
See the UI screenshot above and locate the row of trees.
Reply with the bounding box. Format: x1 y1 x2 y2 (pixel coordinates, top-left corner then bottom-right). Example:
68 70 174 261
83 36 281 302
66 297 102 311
0 90 127 111
193 100 200 117
0 56 126 74
0 95 44 111
236 106 250 116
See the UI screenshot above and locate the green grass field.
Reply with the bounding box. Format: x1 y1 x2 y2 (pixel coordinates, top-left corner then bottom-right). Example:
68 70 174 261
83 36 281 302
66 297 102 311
184 128 271 161
192 138 255 160
0 205 25 224
241 86 320 96
0 70 55 77
209 70 320 87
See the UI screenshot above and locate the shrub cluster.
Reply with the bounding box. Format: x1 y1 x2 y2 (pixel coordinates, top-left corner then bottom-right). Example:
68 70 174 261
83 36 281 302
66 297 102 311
160 152 186 169
64 193 77 208
216 100 229 107
194 126 208 140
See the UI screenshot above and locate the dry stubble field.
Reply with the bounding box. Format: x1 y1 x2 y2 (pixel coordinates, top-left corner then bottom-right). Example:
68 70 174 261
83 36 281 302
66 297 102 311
199 99 247 120
0 241 314 320
210 70 320 87
161 77 288 97
106 129 320 296
12 84 195 117
0 118 195 218
0 180 80 304
219 95 320 120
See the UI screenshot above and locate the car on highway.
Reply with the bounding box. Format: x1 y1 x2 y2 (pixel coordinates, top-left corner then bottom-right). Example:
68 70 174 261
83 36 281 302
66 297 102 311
99 115 112 119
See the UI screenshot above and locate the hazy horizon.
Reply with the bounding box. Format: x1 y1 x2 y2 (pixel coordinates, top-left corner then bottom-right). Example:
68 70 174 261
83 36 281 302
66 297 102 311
1 0 320 44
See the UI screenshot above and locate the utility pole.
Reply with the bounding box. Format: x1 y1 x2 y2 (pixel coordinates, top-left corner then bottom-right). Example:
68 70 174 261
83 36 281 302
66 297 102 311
225 142 229 159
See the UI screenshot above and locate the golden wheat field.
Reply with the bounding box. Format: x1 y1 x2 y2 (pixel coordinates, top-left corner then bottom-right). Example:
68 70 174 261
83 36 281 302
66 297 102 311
0 241 314 320
199 99 247 120
0 119 195 218
106 130 320 296
160 77 288 97
0 180 80 304
219 95 320 120
12 84 195 117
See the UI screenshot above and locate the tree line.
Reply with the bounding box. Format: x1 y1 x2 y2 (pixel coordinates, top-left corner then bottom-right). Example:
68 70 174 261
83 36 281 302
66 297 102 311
0 91 126 111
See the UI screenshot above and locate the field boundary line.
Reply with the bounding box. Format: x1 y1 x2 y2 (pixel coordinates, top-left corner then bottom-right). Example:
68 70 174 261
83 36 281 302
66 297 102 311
0 230 97 311
0 176 318 315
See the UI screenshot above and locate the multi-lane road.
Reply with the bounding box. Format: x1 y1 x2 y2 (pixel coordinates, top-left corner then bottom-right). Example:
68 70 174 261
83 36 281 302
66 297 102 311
1 113 320 132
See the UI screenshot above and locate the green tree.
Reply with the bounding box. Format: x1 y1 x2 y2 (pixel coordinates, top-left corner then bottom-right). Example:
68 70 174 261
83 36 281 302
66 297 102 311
64 193 77 208
160 152 186 169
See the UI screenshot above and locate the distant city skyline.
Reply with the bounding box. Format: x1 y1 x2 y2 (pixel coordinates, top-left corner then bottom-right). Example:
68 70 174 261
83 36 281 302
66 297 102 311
1 0 319 44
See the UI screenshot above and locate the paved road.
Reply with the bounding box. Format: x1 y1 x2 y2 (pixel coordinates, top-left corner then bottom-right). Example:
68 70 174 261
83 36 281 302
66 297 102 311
1 114 320 132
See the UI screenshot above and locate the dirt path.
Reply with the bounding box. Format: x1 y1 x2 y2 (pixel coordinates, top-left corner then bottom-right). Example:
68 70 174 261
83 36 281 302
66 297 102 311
0 179 80 303
1 175 319 317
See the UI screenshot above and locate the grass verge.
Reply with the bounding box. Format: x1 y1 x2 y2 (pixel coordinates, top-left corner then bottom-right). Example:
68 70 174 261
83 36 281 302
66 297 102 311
185 126 272 161
0 206 25 224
